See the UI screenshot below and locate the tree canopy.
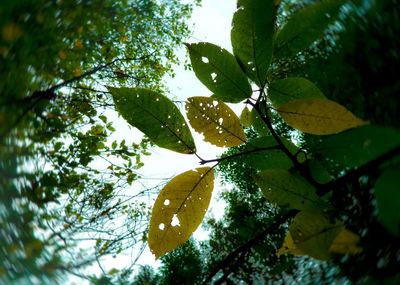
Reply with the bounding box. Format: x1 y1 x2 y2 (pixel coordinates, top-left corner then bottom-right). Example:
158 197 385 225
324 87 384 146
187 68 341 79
2 0 400 284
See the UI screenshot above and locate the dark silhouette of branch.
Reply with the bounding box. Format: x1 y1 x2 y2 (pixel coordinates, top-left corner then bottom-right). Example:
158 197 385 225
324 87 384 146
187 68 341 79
317 145 400 196
199 146 280 165
201 211 296 285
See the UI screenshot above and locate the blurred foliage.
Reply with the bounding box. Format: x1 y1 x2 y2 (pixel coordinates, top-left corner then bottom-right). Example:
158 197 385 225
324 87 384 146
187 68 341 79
0 0 199 283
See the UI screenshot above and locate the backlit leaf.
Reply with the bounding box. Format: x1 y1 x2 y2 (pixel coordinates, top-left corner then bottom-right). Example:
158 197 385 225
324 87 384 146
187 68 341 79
109 87 196 154
375 167 400 236
243 136 301 170
185 97 246 147
231 0 275 87
253 169 330 210
269 77 326 108
279 228 362 257
277 232 306 257
314 125 400 167
240 106 254 128
289 210 343 260
185 42 252 103
277 98 368 135
274 0 345 58
148 167 214 259
251 107 269 136
329 229 363 254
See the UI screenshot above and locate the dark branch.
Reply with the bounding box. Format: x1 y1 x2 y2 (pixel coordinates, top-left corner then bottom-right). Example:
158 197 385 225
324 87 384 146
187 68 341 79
201 211 295 285
317 145 400 196
199 146 280 165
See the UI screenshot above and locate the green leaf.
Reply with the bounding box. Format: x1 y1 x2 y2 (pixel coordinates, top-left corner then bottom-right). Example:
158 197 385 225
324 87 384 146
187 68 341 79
274 0 345 58
307 160 332 184
253 169 330 210
251 108 269 136
269 77 326 108
277 98 368 135
375 167 400 236
148 167 214 259
240 106 254 128
185 97 246 147
109 87 196 154
289 210 343 261
314 125 400 167
231 0 275 87
185 42 252 103
243 136 300 170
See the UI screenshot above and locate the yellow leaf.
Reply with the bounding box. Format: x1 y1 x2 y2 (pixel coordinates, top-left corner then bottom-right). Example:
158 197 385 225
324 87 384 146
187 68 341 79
329 228 363 254
2 23 23 42
277 98 368 135
58 50 67 60
186 97 246 147
75 39 83 49
77 26 83 33
240 106 253 128
73 66 82 76
148 167 214 259
278 232 306 257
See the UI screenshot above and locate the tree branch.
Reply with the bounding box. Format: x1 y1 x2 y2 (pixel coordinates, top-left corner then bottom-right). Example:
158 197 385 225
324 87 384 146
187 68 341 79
317 145 400 196
201 211 295 285
199 146 280 165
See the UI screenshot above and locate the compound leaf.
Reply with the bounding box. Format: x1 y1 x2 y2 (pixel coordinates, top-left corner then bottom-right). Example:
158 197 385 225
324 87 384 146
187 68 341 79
274 0 345 58
109 87 196 154
278 98 368 135
148 167 214 259
253 169 330 210
186 97 246 147
185 42 252 103
269 77 326 108
231 0 275 87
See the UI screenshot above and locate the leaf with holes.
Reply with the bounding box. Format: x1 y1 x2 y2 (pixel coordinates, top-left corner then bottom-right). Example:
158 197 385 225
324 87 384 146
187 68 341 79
269 77 326 108
148 167 214 259
289 210 343 261
185 42 252 103
313 125 400 167
109 87 196 154
274 0 345 58
253 169 331 210
186 97 246 147
240 106 254 128
277 98 368 135
231 0 275 87
375 167 400 237
243 136 303 170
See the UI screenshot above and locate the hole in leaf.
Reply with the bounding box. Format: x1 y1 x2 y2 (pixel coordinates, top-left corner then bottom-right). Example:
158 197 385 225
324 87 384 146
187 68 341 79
171 214 180 227
159 223 165 231
202 56 209 63
211 72 217 81
164 199 170 206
